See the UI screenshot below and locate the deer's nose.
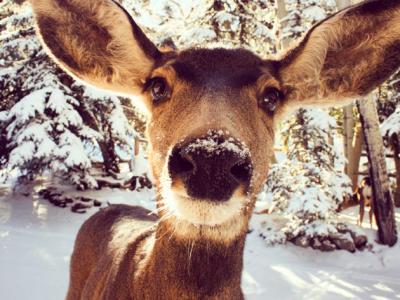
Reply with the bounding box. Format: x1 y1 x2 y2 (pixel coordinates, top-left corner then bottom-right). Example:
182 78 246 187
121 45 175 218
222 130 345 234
168 136 252 202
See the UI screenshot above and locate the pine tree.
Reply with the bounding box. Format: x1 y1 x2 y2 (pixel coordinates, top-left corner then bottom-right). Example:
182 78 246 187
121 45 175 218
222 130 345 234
265 109 352 248
124 0 215 48
380 71 400 207
259 0 359 250
0 88 101 188
200 0 276 54
127 0 277 54
0 0 136 188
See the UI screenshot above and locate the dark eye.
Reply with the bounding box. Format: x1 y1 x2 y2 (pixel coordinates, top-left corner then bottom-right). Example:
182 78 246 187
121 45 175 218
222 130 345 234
259 87 283 114
148 77 170 104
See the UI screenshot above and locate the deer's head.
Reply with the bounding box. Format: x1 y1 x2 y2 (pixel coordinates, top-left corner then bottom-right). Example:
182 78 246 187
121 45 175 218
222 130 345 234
32 0 400 243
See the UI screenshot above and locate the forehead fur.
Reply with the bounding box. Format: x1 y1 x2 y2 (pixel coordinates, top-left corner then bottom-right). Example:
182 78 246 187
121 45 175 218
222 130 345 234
171 48 270 89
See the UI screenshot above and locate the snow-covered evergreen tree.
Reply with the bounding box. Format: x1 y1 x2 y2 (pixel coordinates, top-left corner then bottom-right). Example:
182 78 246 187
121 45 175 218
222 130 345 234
199 0 276 54
381 106 400 140
259 0 354 248
378 71 400 124
0 0 136 188
380 71 400 207
265 109 352 243
125 0 214 48
126 0 276 54
0 88 101 188
280 0 336 45
380 71 400 143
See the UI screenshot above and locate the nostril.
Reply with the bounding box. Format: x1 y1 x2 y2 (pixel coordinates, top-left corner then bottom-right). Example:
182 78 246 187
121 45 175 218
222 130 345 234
169 149 195 176
230 161 252 184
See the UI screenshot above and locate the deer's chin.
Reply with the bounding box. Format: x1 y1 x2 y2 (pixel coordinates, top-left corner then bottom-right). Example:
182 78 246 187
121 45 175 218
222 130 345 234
158 163 250 242
162 188 246 227
159 185 249 243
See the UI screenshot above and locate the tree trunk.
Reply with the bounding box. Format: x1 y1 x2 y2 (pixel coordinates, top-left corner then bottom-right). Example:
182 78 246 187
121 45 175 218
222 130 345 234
357 96 397 246
76 101 120 176
343 105 355 180
349 123 363 190
391 133 400 207
98 137 120 176
276 0 289 50
272 0 289 164
337 0 358 189
337 1 359 190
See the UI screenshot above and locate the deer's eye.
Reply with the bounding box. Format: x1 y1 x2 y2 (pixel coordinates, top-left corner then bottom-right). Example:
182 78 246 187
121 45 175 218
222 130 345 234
259 87 283 114
149 77 170 104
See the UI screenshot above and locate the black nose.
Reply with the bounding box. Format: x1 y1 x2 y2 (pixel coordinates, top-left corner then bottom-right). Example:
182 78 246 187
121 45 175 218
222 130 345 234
168 135 252 202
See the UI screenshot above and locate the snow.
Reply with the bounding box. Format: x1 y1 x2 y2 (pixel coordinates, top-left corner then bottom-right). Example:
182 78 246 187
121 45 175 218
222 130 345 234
7 88 49 126
8 141 35 166
1 187 399 300
132 150 152 177
1 0 399 297
306 109 337 133
82 86 115 100
381 105 400 138
214 11 240 32
186 131 250 158
47 89 83 128
286 185 334 217
56 131 91 169
178 28 217 46
109 100 136 142
302 6 327 22
248 207 400 299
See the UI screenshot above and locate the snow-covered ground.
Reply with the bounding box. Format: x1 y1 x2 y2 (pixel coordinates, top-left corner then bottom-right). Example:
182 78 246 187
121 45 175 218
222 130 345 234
0 185 399 300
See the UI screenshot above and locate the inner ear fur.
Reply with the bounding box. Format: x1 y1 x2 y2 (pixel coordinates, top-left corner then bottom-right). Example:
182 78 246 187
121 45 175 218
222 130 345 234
278 0 400 106
31 0 162 95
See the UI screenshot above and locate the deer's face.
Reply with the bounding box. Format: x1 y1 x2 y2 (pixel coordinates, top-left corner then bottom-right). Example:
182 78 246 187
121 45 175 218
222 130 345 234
32 0 400 242
144 49 282 236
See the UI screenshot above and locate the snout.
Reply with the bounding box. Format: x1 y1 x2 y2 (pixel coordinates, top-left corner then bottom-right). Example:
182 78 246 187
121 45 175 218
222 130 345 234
168 134 252 202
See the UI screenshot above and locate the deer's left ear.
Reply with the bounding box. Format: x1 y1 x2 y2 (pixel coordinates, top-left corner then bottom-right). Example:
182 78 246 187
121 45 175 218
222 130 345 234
278 0 400 107
31 0 163 96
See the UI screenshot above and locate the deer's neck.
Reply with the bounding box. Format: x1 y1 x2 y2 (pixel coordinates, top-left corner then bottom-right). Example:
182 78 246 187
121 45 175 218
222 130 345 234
134 222 245 299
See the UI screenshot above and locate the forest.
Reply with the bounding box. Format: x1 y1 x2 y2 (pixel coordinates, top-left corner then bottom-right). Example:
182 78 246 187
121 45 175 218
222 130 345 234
0 0 399 299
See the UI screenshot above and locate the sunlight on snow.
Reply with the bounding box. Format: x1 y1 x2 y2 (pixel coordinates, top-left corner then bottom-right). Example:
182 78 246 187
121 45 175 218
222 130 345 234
241 270 265 295
33 199 49 222
0 200 11 224
271 265 311 289
270 265 367 299
34 248 57 266
315 271 364 293
373 282 394 293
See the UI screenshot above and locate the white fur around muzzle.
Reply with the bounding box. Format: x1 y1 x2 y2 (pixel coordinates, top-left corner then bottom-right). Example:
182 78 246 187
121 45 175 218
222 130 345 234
160 162 247 227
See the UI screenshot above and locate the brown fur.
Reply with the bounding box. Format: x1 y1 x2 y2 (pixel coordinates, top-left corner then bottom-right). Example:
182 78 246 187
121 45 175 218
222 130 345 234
338 192 359 211
29 0 400 299
31 0 158 96
279 0 400 109
67 204 244 300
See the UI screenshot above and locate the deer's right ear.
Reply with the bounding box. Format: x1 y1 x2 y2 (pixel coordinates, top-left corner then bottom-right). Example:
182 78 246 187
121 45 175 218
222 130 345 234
31 0 162 95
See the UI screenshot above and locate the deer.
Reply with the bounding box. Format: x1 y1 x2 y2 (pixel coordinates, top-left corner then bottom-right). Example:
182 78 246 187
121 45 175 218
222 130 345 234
30 0 400 299
338 177 375 227
357 177 375 227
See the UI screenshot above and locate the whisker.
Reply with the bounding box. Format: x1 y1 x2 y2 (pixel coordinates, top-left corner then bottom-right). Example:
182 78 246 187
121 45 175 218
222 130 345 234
148 204 170 216
187 239 196 274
